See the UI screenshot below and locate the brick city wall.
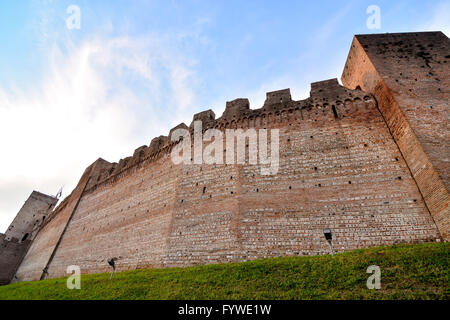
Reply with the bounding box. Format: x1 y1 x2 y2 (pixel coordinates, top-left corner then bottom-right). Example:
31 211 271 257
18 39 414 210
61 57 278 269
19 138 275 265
44 156 182 277
10 32 447 282
14 78 441 281
164 79 440 267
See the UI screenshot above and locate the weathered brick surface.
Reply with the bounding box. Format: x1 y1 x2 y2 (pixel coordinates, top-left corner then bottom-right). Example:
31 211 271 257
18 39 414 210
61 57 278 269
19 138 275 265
164 80 440 268
9 32 447 281
0 234 31 285
165 164 240 266
13 160 108 282
341 32 449 240
45 156 181 277
0 191 56 285
14 79 442 280
4 191 57 242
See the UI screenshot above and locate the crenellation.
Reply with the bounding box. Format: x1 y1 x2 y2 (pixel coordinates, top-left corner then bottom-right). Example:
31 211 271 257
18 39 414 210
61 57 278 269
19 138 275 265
263 88 292 110
221 98 251 121
148 136 169 155
81 83 378 193
132 145 147 162
169 123 188 138
191 109 216 128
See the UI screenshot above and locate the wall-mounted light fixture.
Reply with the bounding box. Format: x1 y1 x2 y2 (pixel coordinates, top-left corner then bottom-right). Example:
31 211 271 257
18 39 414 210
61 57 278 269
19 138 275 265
107 257 117 280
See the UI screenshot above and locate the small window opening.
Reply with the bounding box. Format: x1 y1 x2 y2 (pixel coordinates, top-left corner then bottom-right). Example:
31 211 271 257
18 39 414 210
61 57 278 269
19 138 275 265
331 105 339 119
21 233 29 242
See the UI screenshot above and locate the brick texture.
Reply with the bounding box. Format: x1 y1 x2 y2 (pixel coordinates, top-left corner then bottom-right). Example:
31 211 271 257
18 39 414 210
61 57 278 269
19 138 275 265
9 32 447 282
4 191 57 242
14 79 442 280
0 234 31 285
0 191 56 285
341 31 449 240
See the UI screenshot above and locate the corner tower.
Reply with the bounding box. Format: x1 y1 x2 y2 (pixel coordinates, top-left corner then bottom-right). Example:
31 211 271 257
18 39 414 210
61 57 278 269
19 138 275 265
0 191 57 285
341 31 450 240
5 191 58 242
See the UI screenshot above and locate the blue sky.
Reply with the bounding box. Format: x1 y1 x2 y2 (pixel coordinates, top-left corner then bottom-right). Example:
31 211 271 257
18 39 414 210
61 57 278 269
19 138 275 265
0 0 449 231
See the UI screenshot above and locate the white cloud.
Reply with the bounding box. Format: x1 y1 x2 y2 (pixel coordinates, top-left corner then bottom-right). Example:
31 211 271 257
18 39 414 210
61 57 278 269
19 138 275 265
0 34 200 232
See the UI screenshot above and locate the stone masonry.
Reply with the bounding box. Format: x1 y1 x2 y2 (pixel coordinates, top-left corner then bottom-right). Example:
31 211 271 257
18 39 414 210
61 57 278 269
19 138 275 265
1 32 447 283
0 191 57 284
342 31 449 239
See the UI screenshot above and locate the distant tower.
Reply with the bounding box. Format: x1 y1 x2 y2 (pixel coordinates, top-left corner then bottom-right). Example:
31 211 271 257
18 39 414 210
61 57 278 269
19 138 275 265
4 191 58 242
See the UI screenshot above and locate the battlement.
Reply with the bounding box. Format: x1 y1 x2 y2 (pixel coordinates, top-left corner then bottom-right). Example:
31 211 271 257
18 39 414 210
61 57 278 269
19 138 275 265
170 123 189 136
221 98 250 120
311 78 342 97
191 110 216 128
263 89 292 110
9 32 447 283
71 79 374 195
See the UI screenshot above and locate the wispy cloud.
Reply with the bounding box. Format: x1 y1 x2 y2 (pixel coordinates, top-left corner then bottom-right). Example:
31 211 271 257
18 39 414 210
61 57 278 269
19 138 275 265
0 33 201 232
421 1 450 36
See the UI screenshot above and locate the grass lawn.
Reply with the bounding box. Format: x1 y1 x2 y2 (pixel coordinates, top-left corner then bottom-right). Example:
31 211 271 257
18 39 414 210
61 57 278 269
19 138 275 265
0 242 448 300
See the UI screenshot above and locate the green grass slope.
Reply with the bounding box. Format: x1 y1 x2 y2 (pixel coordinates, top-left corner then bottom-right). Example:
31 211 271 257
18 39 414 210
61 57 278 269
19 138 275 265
0 242 448 300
